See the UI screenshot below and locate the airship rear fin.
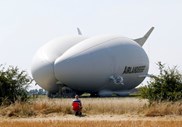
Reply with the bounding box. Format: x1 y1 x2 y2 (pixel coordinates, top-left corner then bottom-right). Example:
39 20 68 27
77 27 82 35
134 27 154 46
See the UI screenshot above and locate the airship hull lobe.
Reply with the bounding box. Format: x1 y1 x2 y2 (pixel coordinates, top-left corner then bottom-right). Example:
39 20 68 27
31 36 87 92
54 36 149 93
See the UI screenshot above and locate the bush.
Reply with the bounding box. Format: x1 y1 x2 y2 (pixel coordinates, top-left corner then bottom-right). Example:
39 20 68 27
139 62 182 102
0 65 32 105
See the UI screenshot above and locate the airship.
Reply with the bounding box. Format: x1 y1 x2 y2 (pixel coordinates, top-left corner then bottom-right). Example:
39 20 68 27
31 27 154 97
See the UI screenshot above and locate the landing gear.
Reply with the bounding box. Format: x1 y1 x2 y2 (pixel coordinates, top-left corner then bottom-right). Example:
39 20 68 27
61 86 76 98
47 85 78 98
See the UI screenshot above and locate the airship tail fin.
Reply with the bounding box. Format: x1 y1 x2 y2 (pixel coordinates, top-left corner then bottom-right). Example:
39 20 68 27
77 27 82 35
134 27 154 46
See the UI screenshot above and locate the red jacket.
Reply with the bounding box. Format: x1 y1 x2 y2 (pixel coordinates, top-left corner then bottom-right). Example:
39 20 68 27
72 99 82 111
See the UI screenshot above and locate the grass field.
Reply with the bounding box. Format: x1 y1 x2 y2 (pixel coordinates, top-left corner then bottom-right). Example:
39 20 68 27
1 119 182 127
0 97 148 117
0 97 182 127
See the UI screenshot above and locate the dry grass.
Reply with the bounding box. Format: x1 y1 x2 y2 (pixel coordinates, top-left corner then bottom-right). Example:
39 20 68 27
0 97 147 117
0 97 182 117
144 102 182 116
1 97 182 127
0 98 72 117
82 97 146 115
0 120 182 127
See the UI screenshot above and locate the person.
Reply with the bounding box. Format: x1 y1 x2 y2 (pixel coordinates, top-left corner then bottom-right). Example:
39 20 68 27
72 95 82 116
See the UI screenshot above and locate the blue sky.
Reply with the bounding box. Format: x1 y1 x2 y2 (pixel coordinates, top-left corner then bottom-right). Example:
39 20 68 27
0 0 182 88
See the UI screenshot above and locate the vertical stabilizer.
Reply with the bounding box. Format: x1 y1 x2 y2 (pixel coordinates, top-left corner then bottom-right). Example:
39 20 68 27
134 27 154 46
77 27 82 35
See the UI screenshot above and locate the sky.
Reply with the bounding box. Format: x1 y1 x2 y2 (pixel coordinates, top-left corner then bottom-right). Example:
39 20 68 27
0 0 182 89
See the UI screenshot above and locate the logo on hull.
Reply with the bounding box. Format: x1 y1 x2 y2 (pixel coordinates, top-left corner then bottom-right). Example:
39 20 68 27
123 66 146 74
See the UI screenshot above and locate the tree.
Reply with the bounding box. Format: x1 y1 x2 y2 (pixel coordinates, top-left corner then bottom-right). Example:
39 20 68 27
139 62 182 102
0 65 32 105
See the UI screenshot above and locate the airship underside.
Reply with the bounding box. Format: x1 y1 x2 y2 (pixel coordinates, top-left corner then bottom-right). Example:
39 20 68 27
31 27 154 97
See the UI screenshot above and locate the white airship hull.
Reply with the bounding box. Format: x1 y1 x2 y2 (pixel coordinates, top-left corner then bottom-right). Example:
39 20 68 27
31 27 154 97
